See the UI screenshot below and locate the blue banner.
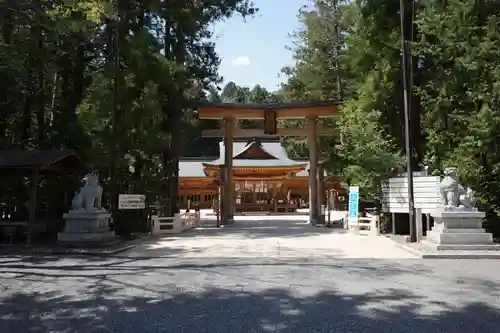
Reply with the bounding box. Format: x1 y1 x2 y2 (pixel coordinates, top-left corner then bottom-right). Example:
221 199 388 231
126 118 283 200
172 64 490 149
348 186 359 223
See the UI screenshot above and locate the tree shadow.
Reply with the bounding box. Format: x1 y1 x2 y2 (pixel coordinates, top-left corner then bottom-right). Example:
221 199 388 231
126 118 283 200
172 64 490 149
0 256 431 280
0 285 499 333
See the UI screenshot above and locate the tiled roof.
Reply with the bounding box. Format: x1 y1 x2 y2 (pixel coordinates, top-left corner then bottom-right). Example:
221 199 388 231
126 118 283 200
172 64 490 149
179 139 308 177
204 139 305 167
178 161 207 177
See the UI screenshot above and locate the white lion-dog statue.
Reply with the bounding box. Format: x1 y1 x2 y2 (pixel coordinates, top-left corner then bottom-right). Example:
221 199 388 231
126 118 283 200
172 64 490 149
71 173 103 211
439 167 476 209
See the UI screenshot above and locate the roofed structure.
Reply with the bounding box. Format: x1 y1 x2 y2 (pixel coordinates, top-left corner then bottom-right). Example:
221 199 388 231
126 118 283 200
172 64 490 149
0 149 88 173
178 138 341 212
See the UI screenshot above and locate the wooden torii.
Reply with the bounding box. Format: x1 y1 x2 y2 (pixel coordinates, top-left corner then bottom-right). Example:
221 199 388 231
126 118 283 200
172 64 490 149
195 100 340 226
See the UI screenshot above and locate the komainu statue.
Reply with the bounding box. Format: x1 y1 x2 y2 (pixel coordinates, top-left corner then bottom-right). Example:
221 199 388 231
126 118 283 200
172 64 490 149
459 187 476 209
71 173 103 211
439 167 476 209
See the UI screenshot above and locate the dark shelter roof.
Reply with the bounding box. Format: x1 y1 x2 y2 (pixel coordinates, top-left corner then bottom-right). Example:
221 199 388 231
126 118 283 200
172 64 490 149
0 149 89 173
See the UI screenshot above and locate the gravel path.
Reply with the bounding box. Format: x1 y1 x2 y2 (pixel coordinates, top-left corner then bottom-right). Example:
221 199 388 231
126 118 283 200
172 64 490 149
0 215 499 332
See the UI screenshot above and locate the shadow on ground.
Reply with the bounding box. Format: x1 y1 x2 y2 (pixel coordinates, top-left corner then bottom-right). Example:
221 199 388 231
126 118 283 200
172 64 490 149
0 256 431 278
0 285 498 333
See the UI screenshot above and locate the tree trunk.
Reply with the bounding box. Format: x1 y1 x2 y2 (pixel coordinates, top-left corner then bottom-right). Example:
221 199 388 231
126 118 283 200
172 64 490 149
34 22 46 147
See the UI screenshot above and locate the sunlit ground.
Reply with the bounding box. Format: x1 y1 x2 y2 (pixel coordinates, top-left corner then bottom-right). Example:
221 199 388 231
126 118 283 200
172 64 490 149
0 212 499 332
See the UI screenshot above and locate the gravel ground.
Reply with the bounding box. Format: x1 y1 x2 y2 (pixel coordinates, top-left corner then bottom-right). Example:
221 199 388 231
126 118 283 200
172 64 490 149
0 215 499 333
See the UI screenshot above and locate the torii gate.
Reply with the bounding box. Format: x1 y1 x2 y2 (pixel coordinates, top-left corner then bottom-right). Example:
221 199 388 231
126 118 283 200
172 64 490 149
195 100 340 226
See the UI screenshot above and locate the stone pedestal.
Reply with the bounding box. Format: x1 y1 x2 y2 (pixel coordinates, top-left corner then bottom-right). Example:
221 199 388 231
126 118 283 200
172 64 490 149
427 209 499 251
58 209 115 244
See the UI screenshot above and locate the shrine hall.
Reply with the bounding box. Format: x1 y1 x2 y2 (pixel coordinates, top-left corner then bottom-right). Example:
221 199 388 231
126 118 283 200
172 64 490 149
178 137 343 213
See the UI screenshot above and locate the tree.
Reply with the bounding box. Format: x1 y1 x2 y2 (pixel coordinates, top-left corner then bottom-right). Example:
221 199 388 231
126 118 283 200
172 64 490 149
413 0 500 227
0 0 258 232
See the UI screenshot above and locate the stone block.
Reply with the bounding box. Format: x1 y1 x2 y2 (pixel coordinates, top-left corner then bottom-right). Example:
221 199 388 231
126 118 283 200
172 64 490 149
58 210 114 244
427 208 498 251
58 230 115 243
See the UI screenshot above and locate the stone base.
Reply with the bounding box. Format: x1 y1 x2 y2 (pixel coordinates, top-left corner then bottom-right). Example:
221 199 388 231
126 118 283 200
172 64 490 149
57 230 116 243
427 209 498 251
58 209 115 244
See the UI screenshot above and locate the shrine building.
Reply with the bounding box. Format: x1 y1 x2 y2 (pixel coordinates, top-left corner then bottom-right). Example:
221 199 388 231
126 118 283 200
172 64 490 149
178 137 343 213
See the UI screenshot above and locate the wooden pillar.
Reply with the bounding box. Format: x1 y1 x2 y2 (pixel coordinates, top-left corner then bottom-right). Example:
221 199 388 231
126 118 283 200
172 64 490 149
216 187 221 228
327 190 331 225
27 168 39 245
252 183 257 203
317 163 325 224
273 183 277 212
307 115 319 225
219 165 226 225
224 116 235 223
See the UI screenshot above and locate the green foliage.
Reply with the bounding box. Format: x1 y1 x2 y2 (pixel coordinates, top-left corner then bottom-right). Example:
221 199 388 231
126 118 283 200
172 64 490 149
0 0 257 233
279 0 405 202
339 76 404 199
279 0 500 234
413 0 500 218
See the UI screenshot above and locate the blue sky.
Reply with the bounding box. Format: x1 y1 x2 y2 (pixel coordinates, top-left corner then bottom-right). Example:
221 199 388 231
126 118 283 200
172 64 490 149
211 0 309 92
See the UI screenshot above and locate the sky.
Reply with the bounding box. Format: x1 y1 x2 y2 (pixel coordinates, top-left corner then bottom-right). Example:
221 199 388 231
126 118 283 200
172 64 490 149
211 0 309 92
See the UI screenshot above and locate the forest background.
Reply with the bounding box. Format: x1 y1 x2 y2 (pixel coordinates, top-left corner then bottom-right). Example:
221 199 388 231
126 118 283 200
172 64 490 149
2 0 499 235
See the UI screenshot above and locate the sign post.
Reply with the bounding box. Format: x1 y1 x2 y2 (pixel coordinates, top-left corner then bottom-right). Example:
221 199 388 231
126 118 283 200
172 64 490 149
118 194 146 210
348 186 359 228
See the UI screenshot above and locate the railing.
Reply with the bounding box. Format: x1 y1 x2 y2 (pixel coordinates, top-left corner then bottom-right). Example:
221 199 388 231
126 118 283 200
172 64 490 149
348 213 380 236
151 212 200 235
180 212 199 230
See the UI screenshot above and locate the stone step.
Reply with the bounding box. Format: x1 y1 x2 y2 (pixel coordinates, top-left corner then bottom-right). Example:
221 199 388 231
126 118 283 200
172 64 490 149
440 228 486 233
428 231 494 244
435 244 500 251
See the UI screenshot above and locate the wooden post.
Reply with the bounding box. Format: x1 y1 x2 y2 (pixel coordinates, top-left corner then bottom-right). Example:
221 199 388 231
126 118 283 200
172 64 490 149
216 189 220 228
27 168 39 245
327 190 331 225
252 183 257 204
307 115 319 225
392 212 396 235
219 165 226 225
224 116 235 223
273 183 277 213
416 208 423 241
317 162 325 224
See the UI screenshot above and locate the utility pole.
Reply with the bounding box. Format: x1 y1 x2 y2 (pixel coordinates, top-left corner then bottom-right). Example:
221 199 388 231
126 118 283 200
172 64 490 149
109 3 121 213
333 0 344 102
399 0 417 242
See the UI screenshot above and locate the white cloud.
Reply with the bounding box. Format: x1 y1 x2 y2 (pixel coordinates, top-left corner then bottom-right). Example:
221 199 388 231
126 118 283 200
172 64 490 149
231 56 251 68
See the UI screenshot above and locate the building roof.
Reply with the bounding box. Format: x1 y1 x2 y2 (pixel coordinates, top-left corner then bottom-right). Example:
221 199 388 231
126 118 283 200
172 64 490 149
179 139 310 177
203 138 306 168
0 149 88 173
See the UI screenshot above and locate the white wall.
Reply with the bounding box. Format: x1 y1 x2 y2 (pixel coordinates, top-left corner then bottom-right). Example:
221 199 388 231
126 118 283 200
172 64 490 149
381 176 440 214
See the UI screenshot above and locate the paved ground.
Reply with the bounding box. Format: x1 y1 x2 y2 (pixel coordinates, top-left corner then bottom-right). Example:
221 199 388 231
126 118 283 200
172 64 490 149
1 214 500 332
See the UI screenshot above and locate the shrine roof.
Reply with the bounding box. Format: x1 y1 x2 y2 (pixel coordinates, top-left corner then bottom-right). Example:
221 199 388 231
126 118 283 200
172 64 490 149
203 138 305 168
178 139 309 177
